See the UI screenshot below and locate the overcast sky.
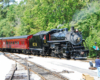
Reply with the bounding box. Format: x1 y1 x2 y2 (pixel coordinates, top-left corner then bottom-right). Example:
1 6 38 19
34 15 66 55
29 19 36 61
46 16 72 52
0 0 23 5
15 0 22 4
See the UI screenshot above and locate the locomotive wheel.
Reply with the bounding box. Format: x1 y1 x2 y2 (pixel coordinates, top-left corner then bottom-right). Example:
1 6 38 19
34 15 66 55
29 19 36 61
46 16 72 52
38 54 40 56
32 51 35 55
42 54 46 56
13 50 16 53
23 50 26 54
66 55 71 59
55 54 58 57
26 50 29 54
58 54 62 59
63 56 67 58
73 56 76 60
42 47 46 56
36 51 40 56
11 50 14 53
51 52 55 57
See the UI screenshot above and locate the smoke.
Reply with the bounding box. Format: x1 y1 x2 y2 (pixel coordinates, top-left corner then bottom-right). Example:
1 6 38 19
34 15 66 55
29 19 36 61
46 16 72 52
57 24 64 29
70 1 100 26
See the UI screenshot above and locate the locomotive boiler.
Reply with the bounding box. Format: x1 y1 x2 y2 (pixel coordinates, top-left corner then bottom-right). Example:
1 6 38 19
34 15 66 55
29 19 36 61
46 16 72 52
29 26 89 59
50 27 82 45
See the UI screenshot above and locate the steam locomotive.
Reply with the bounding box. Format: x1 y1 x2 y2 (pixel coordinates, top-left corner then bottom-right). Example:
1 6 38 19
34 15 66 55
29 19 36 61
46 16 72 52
29 26 89 59
0 27 89 59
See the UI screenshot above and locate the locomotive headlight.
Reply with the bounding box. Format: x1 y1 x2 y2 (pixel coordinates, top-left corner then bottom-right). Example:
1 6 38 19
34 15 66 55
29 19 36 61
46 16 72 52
77 37 80 42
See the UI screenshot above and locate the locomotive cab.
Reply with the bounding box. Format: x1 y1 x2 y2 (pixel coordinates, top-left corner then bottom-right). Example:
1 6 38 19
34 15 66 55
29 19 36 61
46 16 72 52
29 29 57 55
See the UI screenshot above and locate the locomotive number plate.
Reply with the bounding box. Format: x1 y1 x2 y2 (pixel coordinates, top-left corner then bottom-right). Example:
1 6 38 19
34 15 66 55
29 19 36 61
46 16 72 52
44 40 46 43
33 43 37 46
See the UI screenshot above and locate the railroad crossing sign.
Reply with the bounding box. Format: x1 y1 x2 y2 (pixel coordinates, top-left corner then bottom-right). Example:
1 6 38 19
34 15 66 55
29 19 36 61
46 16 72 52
93 46 99 50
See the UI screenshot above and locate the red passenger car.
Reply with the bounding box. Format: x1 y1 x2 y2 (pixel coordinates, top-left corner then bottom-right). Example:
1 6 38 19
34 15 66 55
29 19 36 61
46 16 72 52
0 35 33 53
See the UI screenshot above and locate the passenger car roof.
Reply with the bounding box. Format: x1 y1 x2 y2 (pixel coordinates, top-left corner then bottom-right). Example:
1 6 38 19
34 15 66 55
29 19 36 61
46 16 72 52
0 38 2 40
1 35 30 40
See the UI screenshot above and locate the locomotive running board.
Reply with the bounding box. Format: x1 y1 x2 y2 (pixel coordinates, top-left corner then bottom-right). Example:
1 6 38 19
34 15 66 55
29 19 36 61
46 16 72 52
47 40 66 43
71 57 87 60
29 48 43 51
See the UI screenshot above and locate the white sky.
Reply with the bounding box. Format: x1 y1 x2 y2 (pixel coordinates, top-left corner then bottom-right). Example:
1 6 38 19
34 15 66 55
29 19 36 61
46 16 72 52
0 0 22 4
15 0 22 4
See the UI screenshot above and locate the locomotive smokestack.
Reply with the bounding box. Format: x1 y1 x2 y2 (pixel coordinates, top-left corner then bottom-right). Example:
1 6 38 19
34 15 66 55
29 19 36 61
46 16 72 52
71 26 75 32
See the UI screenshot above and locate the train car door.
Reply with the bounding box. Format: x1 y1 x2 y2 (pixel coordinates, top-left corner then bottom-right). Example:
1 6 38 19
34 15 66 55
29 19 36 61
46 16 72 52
9 41 11 49
42 35 46 45
42 34 49 47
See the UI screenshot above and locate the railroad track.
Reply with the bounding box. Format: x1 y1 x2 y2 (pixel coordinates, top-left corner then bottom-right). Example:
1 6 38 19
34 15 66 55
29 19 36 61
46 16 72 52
2 51 95 63
15 52 95 63
4 52 69 80
5 64 17 80
36 55 95 63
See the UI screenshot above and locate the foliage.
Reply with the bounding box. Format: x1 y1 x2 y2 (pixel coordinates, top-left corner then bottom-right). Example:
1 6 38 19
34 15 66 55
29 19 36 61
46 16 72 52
0 0 100 57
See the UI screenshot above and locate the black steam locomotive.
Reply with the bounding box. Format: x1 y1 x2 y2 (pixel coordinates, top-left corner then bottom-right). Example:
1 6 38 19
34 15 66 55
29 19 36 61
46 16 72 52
29 27 89 59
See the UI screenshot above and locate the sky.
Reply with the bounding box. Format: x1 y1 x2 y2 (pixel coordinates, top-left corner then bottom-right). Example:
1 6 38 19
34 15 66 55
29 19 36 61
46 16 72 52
0 0 22 5
15 0 22 4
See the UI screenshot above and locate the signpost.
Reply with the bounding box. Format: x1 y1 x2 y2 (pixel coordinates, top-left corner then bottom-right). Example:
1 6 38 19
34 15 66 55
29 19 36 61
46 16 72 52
93 43 100 78
93 46 99 50
93 44 99 57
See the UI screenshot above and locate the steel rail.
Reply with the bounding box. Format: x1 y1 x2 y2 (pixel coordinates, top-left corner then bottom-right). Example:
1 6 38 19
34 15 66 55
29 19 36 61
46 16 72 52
3 51 95 63
4 52 69 80
27 53 94 63
9 63 17 80
4 53 47 80
4 53 17 80
14 54 69 80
